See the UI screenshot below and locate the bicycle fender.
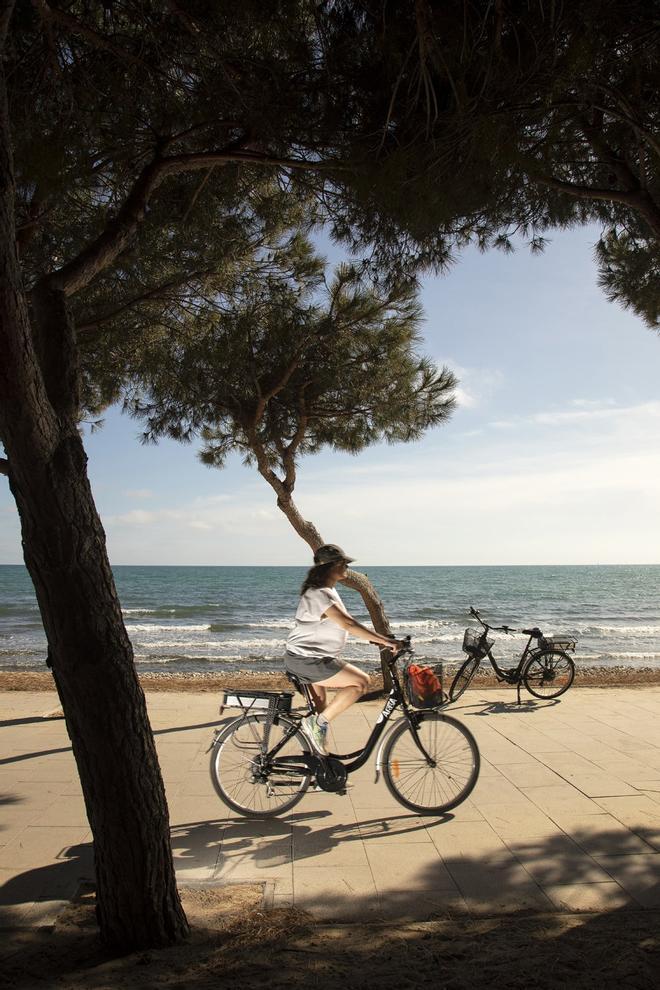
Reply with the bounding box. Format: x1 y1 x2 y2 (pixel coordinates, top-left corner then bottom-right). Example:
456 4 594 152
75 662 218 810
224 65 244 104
373 718 407 783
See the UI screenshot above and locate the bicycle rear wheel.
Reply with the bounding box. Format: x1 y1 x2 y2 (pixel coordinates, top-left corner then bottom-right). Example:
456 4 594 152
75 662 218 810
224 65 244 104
523 650 575 699
382 713 480 815
449 656 480 702
210 713 312 818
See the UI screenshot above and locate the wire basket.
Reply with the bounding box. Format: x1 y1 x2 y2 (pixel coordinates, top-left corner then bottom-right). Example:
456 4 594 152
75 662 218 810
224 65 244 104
462 628 493 659
404 661 445 709
539 637 577 653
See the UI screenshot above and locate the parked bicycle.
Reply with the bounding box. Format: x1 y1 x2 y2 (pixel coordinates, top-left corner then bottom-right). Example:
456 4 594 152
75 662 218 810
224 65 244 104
449 607 577 705
209 637 480 819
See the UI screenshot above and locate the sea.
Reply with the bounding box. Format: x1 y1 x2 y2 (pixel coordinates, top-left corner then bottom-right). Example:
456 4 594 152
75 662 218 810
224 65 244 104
1 564 659 675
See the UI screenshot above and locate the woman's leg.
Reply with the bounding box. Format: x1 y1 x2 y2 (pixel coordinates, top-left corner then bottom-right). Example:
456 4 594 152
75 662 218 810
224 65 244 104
314 663 370 722
309 684 327 714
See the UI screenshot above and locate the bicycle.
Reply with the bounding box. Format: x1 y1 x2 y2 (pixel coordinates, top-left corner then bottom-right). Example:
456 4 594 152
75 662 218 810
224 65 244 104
209 637 480 819
449 607 577 705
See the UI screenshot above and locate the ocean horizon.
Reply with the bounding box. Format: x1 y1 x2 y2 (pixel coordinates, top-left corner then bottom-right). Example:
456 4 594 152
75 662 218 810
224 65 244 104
2 563 659 675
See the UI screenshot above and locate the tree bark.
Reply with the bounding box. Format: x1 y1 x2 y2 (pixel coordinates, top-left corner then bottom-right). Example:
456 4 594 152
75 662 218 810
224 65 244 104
0 59 188 950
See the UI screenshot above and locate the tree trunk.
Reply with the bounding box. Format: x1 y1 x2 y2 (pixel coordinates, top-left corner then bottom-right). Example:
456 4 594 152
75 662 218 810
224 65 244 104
0 62 188 951
276 492 394 690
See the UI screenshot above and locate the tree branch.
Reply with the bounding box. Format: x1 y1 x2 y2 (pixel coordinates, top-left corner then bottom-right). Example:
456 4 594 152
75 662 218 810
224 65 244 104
44 148 342 298
535 173 645 208
281 387 308 491
0 457 9 477
36 1 148 68
76 270 217 335
579 114 639 192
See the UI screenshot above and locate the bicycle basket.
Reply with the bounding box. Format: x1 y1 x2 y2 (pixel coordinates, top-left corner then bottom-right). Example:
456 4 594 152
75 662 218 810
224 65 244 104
539 637 577 653
404 661 445 709
462 628 493 659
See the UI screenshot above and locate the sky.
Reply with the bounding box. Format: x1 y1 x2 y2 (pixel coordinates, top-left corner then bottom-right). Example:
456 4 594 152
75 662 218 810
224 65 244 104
2 223 659 566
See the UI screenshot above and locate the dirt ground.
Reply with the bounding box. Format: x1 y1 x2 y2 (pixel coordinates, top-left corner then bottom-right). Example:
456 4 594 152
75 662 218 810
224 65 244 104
1 886 659 990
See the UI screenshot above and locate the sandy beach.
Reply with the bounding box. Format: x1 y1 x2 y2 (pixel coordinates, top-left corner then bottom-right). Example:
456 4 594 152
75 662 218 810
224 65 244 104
3 664 660 694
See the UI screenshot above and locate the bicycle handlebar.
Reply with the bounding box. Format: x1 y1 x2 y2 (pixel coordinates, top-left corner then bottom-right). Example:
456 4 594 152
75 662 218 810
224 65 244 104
469 606 516 635
368 634 413 667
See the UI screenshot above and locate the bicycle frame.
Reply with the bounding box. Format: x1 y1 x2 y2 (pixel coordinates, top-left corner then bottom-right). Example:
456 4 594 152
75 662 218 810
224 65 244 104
484 634 539 683
246 650 436 778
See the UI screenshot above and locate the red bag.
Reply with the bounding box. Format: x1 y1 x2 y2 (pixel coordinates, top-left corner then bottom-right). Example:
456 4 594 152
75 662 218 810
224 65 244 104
406 662 444 706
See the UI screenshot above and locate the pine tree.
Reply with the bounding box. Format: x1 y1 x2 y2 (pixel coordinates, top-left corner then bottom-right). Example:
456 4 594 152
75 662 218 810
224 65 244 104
109 235 456 686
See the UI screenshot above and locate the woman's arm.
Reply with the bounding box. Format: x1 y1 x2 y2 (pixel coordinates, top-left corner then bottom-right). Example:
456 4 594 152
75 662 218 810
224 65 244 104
324 605 402 651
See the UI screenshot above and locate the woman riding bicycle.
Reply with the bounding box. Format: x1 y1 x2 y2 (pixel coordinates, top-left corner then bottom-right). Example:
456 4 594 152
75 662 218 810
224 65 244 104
285 544 403 756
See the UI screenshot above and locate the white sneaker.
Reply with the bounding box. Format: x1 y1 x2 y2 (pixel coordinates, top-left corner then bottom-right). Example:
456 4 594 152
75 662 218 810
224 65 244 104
300 715 328 756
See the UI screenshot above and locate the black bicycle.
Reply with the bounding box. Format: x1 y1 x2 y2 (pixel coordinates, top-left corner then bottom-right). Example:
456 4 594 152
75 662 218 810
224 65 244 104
449 607 577 704
209 638 480 819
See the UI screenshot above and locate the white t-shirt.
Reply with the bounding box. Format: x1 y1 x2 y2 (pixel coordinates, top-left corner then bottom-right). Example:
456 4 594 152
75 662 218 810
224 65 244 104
285 586 349 659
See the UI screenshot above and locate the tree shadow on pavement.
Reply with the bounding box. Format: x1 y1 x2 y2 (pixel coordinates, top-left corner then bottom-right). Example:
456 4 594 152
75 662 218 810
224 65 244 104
1 825 660 988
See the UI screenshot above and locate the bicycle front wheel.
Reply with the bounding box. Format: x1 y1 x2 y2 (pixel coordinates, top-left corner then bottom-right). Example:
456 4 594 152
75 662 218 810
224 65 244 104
382 713 480 815
210 713 312 818
449 656 480 702
523 650 575 699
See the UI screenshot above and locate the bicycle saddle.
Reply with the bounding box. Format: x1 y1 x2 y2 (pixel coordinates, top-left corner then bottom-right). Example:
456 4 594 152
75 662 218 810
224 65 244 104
285 671 306 693
522 627 542 638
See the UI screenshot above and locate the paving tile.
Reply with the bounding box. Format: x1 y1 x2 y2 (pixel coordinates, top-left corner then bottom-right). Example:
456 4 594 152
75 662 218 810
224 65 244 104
553 813 657 857
478 801 558 838
293 865 379 919
377 888 468 920
351 808 435 842
505 837 612 885
0 826 91 872
471 776 529 806
592 795 660 850
428 820 512 858
558 773 638 798
443 858 553 913
597 854 660 907
497 763 562 788
293 834 368 867
365 842 455 890
541 881 634 912
523 784 603 817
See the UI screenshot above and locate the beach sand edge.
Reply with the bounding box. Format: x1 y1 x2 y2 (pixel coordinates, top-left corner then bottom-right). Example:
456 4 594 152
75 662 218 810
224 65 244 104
2 666 660 693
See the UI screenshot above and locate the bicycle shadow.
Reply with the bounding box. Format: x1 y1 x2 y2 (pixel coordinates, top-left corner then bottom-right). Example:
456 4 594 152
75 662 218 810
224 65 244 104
450 697 561 716
214 807 453 873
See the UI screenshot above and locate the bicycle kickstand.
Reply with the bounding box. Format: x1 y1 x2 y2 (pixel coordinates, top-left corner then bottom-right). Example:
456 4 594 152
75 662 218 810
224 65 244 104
516 681 522 705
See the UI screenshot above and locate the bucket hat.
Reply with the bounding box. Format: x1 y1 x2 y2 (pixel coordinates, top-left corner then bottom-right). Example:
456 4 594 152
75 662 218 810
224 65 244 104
313 544 355 565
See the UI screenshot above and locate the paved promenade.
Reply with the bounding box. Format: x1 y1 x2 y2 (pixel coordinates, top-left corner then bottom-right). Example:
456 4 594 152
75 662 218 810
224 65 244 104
1 687 660 928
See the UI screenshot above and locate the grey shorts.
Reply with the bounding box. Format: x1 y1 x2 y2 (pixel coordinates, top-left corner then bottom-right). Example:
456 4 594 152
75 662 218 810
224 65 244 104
284 651 347 685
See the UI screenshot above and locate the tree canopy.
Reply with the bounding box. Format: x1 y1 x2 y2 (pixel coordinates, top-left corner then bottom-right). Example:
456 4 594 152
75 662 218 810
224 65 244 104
116 233 456 490
8 0 660 350
316 0 659 325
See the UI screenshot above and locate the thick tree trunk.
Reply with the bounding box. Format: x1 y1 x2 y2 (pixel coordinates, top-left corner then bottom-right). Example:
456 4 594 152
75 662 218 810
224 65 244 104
276 492 394 690
0 62 188 950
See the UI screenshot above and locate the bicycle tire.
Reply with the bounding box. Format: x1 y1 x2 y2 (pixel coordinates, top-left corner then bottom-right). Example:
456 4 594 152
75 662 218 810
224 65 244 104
449 656 481 702
382 712 480 815
523 650 575 699
210 713 312 818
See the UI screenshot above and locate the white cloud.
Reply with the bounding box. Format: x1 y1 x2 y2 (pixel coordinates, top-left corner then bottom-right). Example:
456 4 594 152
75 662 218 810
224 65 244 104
111 509 156 525
437 359 505 412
